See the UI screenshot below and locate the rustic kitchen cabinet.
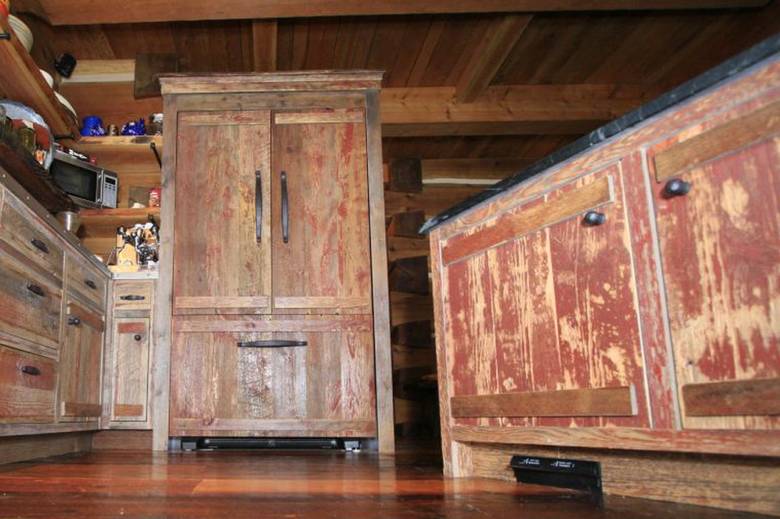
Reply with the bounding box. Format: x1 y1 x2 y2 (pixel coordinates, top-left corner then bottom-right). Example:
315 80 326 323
424 44 780 504
0 173 110 437
59 298 104 421
104 277 156 428
157 72 393 452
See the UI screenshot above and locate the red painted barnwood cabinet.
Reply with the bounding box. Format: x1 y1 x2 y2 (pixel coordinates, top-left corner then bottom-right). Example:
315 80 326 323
427 49 780 489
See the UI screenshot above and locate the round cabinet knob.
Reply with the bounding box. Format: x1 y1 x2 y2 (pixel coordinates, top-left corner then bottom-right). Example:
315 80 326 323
134 334 143 342
664 178 691 198
68 316 81 326
582 211 607 226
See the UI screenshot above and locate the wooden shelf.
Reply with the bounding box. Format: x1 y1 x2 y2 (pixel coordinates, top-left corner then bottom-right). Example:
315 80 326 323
0 17 80 139
79 206 161 233
0 134 73 212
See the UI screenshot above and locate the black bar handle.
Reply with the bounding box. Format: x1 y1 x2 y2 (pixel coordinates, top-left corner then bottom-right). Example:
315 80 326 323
68 316 81 326
30 238 49 254
255 170 263 242
120 294 146 301
237 339 307 348
84 279 97 290
20 365 41 376
281 171 289 244
26 283 45 297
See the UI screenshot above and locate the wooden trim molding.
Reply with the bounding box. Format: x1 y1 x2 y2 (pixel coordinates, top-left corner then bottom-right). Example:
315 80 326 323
442 175 614 264
682 377 780 417
170 418 376 435
653 99 780 181
451 425 780 458
113 404 145 417
61 402 103 417
173 317 373 333
274 109 364 125
273 296 371 310
451 386 637 418
174 296 271 309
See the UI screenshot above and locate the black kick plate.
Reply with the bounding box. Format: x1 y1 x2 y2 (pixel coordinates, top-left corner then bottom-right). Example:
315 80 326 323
510 455 603 506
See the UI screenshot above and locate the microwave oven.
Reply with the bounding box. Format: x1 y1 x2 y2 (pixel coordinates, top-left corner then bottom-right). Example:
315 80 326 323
50 150 118 209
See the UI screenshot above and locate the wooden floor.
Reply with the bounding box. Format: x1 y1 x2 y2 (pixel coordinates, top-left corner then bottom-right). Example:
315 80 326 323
0 447 768 518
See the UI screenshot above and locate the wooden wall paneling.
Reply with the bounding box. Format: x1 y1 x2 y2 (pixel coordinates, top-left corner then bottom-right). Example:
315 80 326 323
58 82 163 129
91 430 153 450
650 118 780 430
384 186 483 219
388 256 430 295
270 111 371 315
366 90 395 454
151 94 177 451
467 442 780 516
386 236 430 262
387 211 425 238
387 158 423 192
173 110 272 315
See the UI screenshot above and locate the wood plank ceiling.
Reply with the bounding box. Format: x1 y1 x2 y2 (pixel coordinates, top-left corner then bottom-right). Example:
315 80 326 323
17 2 780 163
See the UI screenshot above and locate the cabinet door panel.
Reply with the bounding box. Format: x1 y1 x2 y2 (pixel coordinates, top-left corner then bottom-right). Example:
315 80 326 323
173 111 272 315
59 299 104 420
443 165 650 428
111 319 150 422
271 111 371 314
170 324 376 437
652 134 780 430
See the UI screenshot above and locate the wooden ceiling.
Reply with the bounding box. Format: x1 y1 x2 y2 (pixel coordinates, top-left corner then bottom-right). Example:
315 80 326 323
14 1 780 164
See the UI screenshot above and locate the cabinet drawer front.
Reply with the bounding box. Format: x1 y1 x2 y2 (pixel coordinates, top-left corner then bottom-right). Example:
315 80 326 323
0 194 64 278
66 255 107 309
170 320 376 437
0 345 56 423
111 319 150 422
114 281 153 310
0 253 62 349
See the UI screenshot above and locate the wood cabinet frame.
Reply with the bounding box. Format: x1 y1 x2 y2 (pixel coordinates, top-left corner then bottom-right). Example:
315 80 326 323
154 72 394 452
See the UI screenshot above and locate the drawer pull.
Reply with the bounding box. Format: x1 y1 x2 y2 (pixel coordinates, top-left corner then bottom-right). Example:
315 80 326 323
582 211 606 226
30 238 49 254
237 339 307 348
120 294 146 301
68 316 81 326
84 279 97 290
134 334 143 342
20 365 41 376
664 178 691 198
26 283 45 297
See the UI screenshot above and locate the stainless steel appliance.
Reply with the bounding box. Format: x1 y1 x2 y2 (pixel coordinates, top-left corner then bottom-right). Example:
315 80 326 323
50 149 118 208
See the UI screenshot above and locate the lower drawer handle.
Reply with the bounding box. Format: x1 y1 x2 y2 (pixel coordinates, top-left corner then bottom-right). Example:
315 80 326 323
68 316 81 326
30 238 49 254
84 279 97 290
26 283 45 297
120 295 146 301
20 365 41 376
237 340 308 348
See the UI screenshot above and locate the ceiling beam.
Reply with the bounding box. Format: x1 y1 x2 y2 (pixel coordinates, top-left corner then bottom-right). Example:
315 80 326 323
380 84 657 136
57 70 658 136
455 15 532 103
251 20 278 72
18 0 770 25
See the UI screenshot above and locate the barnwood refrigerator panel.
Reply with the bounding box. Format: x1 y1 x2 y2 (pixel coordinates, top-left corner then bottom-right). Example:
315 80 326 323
158 72 393 452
